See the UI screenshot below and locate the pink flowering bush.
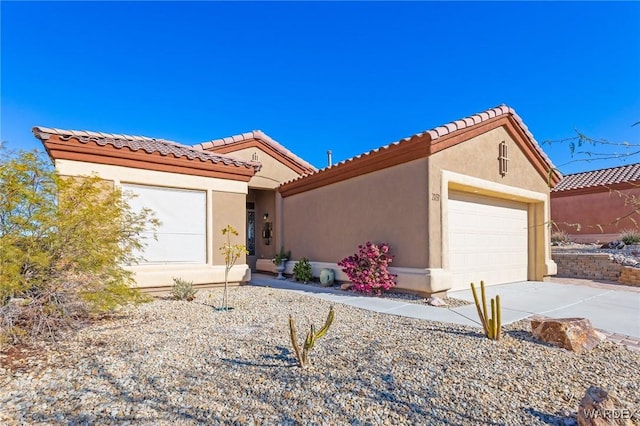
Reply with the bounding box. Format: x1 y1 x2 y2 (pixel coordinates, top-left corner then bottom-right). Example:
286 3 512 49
337 242 397 295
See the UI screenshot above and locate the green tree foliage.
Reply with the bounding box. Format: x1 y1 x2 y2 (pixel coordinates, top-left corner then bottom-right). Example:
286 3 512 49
0 147 158 346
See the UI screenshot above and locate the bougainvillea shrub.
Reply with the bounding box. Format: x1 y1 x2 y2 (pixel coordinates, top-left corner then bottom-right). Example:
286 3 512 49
337 242 397 295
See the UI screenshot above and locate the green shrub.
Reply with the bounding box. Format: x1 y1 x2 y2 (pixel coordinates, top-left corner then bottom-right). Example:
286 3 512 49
551 230 572 244
0 147 157 346
620 229 640 245
293 257 313 283
170 278 197 301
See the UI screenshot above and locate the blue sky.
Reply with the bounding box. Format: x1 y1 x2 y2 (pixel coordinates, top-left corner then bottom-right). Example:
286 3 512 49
2 1 639 174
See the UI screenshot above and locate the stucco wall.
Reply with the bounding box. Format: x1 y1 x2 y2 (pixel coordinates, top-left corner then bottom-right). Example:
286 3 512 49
428 126 554 284
212 191 247 265
551 187 640 242
282 157 429 268
54 159 251 288
223 147 302 190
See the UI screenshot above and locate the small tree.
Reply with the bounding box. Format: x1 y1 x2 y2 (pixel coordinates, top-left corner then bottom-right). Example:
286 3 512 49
0 147 158 346
219 225 248 311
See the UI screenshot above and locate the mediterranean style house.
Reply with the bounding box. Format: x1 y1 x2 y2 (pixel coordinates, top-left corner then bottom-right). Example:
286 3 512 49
33 104 561 295
551 163 640 243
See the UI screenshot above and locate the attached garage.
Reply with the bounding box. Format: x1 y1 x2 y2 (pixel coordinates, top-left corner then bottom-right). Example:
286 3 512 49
279 105 560 296
447 191 528 291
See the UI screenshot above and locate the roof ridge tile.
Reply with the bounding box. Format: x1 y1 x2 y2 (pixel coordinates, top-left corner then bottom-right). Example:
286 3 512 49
280 104 559 187
552 162 640 192
32 126 261 172
194 129 317 173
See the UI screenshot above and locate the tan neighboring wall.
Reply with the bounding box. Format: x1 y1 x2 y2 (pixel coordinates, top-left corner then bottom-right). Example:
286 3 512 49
427 125 556 290
551 185 640 243
54 159 251 289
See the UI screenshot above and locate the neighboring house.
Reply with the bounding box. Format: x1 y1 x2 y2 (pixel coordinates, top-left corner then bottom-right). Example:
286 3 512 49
551 163 640 243
33 104 560 295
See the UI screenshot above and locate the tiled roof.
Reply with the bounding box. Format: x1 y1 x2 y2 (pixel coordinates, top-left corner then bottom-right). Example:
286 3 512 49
32 126 261 171
193 130 317 173
280 104 559 186
552 163 640 192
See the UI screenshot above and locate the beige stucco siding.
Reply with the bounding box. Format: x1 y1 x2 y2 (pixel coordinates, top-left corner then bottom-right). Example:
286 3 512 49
282 158 429 268
212 191 248 265
53 159 251 289
428 127 554 283
224 147 302 190
428 127 551 195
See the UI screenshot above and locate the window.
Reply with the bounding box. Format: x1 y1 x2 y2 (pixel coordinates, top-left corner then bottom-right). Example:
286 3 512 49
122 184 206 264
246 202 255 256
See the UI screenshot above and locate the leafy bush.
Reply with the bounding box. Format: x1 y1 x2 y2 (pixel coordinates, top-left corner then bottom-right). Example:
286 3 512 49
170 278 197 301
620 229 640 245
293 257 313 283
0 147 157 346
337 242 397 295
551 230 572 245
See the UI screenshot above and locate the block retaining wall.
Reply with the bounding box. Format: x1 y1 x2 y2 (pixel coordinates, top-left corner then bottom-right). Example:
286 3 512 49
551 252 640 286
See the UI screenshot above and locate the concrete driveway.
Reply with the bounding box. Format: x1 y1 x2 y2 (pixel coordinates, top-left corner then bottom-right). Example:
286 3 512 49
250 274 640 340
449 280 640 339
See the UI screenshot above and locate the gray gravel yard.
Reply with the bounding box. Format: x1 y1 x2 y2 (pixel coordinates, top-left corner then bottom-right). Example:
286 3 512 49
1 285 639 425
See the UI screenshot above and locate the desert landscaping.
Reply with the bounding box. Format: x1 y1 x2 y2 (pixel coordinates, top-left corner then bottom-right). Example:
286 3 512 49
1 285 638 425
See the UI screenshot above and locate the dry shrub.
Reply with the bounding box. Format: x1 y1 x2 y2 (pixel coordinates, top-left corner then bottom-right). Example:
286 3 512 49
1 148 156 348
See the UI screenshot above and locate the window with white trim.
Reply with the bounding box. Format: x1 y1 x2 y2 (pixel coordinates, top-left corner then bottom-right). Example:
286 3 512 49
122 184 207 264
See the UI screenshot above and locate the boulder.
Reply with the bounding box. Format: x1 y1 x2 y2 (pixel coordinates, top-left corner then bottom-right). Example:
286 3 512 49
340 283 352 290
530 318 604 352
426 297 447 307
577 386 634 426
601 240 625 249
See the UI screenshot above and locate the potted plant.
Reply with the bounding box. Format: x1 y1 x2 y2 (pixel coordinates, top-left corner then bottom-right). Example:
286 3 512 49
273 247 291 280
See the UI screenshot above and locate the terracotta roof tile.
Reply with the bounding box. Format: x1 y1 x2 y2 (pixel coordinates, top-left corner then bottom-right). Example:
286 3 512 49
192 130 317 173
552 163 640 192
32 126 261 171
280 104 559 186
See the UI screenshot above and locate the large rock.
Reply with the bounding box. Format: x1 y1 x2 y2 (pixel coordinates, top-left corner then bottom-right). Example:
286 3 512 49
530 318 604 352
577 386 634 426
601 240 626 249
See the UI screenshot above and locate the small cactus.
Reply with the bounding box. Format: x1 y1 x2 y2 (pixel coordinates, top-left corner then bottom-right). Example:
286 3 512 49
289 306 335 367
470 281 501 340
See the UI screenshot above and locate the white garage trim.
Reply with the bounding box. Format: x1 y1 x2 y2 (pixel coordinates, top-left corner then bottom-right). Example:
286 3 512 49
448 191 528 290
434 170 554 293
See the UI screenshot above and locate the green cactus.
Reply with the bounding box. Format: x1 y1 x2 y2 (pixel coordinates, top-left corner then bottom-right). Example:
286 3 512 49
470 281 502 340
289 306 335 367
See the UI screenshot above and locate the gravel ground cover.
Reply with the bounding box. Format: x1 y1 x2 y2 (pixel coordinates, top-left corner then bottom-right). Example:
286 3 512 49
1 285 639 425
288 278 472 308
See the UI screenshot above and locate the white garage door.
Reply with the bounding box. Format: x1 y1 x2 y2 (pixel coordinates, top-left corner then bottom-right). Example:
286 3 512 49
448 191 528 291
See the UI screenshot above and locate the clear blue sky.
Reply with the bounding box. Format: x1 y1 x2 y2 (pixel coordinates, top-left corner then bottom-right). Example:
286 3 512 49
2 1 639 174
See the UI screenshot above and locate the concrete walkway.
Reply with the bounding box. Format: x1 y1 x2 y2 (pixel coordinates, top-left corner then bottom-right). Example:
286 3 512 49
250 274 640 345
